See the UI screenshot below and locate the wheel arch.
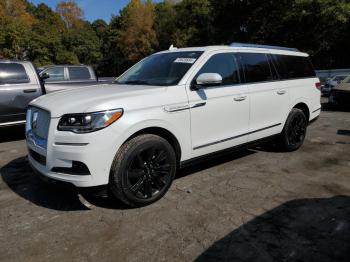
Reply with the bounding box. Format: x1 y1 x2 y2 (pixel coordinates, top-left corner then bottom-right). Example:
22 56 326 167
126 127 182 163
292 102 310 121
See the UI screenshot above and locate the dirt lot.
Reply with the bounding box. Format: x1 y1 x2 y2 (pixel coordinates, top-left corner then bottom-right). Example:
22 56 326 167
1 100 349 262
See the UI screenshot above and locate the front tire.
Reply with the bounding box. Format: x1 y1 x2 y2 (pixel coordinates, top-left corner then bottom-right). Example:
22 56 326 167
279 108 308 152
109 134 176 207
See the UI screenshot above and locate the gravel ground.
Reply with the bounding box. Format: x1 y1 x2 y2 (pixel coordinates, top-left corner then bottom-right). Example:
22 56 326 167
0 100 349 262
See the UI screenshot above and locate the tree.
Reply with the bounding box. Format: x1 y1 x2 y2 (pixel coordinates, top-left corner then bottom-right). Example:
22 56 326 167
172 0 213 47
154 1 176 50
62 21 102 65
0 0 35 59
56 0 83 29
27 3 66 65
117 0 158 64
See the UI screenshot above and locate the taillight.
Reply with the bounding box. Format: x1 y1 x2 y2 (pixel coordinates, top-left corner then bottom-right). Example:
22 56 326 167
315 82 321 90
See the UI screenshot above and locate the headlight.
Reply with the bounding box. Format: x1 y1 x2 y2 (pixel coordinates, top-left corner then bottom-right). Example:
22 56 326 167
58 109 123 133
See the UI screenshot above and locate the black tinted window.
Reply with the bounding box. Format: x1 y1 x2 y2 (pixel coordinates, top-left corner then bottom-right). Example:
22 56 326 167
68 67 91 80
272 55 316 79
197 53 240 85
0 63 29 85
239 53 273 83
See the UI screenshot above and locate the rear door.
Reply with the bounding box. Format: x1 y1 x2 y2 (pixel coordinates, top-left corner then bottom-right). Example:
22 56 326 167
186 52 250 157
0 62 41 125
238 52 290 142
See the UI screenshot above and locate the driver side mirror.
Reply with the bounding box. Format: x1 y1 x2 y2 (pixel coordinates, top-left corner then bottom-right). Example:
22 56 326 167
40 72 50 81
192 73 223 90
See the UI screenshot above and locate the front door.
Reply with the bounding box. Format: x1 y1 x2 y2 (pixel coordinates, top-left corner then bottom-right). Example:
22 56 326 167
186 52 250 157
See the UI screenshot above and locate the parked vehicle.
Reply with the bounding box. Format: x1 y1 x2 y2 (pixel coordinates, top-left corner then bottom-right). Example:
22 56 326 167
0 60 45 127
329 75 350 107
39 65 98 92
322 75 348 96
26 44 321 207
0 61 100 127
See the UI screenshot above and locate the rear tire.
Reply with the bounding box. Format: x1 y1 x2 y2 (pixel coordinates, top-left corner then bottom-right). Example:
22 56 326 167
109 134 176 207
279 108 308 152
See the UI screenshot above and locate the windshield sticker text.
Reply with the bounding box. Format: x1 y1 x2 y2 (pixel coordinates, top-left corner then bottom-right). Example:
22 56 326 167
174 58 197 64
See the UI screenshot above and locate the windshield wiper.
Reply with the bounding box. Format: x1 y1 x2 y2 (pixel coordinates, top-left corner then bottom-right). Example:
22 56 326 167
117 80 151 85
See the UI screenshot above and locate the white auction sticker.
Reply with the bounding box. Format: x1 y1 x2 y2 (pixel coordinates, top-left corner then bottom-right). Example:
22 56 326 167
174 58 197 64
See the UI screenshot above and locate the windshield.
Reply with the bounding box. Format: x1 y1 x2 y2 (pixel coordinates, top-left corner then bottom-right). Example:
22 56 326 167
115 51 203 86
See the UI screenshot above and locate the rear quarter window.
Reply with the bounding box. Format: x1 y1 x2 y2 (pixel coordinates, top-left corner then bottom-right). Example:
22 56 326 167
272 54 316 79
68 67 91 80
0 63 29 85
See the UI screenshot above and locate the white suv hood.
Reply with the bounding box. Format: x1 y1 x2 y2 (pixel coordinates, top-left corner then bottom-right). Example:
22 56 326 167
30 84 166 117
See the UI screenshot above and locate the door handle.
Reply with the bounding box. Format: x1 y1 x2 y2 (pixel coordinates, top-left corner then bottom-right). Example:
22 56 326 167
23 89 37 93
234 96 247 102
277 90 286 95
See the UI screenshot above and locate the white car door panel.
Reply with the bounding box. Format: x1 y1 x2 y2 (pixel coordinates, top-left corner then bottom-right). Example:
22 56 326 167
186 52 250 158
248 82 289 141
237 52 290 142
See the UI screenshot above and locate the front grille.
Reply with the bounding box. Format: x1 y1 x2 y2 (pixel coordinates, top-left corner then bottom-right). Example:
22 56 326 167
30 107 50 140
29 149 46 166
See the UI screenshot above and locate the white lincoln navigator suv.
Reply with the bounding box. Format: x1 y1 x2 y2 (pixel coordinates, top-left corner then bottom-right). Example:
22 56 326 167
26 44 321 207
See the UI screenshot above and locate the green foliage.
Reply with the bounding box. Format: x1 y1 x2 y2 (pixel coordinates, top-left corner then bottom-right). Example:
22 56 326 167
1 0 350 75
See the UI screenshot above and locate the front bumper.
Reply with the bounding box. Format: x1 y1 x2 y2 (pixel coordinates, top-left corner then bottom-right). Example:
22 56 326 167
26 110 124 188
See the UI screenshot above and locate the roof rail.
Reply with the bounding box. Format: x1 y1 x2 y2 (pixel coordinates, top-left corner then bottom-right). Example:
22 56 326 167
230 42 299 52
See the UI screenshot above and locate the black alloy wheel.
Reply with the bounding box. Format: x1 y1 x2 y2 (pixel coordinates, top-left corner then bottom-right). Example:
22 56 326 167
110 134 176 207
126 145 173 199
279 108 308 152
286 112 307 147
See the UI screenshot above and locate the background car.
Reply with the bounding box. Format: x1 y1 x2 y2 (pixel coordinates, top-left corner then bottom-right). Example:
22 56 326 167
0 61 101 127
322 75 348 96
329 75 350 107
39 65 99 92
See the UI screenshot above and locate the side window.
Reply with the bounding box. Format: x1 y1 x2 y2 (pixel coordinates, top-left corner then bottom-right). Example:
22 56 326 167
273 54 316 79
44 67 65 82
271 55 289 79
0 63 29 85
239 53 273 83
68 67 91 80
196 53 240 86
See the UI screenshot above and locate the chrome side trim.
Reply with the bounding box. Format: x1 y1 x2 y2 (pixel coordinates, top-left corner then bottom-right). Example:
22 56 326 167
164 104 190 113
190 102 206 109
54 142 89 146
193 123 282 150
164 102 206 113
312 108 321 113
0 120 26 127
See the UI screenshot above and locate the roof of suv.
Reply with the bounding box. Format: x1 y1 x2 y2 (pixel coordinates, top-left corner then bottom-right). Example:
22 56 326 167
157 45 308 57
